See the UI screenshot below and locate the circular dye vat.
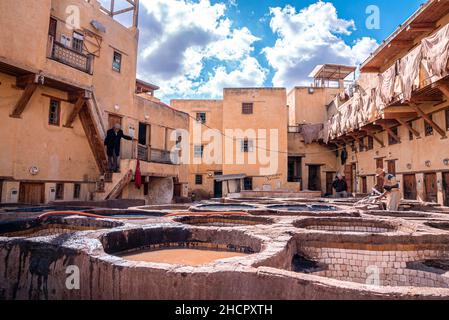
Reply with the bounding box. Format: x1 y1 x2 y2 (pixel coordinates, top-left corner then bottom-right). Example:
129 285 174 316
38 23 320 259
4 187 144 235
119 248 248 266
192 204 258 212
86 210 166 219
173 215 273 227
424 222 449 231
266 204 338 212
294 218 397 234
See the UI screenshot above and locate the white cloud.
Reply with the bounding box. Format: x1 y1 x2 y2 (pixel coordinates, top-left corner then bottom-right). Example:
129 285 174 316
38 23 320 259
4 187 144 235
263 1 379 88
137 0 266 99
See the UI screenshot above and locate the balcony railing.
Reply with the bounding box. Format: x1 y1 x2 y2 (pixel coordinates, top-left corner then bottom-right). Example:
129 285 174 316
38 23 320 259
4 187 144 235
121 140 180 165
48 36 93 74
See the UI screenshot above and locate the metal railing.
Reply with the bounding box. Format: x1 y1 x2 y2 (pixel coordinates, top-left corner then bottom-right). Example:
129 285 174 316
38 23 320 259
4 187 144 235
48 36 93 74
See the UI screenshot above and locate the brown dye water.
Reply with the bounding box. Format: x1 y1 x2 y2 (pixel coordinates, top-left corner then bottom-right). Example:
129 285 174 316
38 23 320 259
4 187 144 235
119 248 248 266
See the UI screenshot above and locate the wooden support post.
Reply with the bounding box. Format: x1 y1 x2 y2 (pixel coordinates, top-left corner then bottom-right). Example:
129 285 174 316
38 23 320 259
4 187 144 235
397 118 421 139
381 124 401 143
64 97 87 128
367 133 385 148
411 103 447 139
10 82 38 118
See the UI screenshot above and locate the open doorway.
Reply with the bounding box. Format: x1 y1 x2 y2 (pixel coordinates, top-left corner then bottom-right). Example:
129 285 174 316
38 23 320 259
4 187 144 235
214 172 223 198
308 165 321 191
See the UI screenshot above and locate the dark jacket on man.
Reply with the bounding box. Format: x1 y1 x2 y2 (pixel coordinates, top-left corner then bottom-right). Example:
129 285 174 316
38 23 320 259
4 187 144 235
332 178 348 193
104 129 133 157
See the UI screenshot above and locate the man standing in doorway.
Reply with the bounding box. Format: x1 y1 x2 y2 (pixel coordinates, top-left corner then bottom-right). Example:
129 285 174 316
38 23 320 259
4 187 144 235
104 123 133 173
376 168 401 211
332 173 348 198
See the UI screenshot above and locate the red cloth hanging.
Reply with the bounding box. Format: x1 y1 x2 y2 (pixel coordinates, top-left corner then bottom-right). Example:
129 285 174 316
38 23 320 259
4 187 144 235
135 159 142 189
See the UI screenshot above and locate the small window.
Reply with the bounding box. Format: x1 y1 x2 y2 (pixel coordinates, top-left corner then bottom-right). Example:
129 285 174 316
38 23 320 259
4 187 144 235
195 175 203 185
194 145 204 158
445 109 449 131
196 112 206 124
388 127 399 145
243 177 253 191
48 17 57 37
48 99 61 126
241 139 254 153
55 183 64 200
73 184 81 199
242 103 253 115
425 115 434 136
366 136 374 150
72 32 84 53
358 138 365 152
112 51 122 72
143 182 149 196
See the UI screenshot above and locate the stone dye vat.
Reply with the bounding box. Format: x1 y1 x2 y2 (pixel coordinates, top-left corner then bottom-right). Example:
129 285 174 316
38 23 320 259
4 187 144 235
0 216 122 238
172 215 274 227
191 203 258 212
294 218 399 234
260 204 358 217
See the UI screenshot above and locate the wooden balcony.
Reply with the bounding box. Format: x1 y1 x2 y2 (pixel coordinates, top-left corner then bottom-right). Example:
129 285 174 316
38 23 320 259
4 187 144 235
48 36 93 74
122 140 180 165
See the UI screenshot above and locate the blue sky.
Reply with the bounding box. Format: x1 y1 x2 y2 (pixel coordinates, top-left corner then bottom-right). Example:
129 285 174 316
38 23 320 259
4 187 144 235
131 0 425 101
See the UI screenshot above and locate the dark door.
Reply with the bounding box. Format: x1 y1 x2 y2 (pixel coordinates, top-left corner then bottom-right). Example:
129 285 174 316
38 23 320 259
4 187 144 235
344 165 353 193
326 172 335 195
424 173 438 203
362 176 368 194
443 173 449 206
375 158 384 192
387 160 396 175
403 174 417 200
308 165 321 191
138 122 147 145
0 180 3 202
288 157 302 182
19 183 45 205
214 172 223 198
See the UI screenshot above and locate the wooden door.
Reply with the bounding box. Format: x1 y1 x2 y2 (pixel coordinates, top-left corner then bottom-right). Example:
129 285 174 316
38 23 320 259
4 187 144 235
387 160 396 175
344 165 353 193
214 172 223 198
443 172 449 206
108 114 122 130
361 177 367 194
326 172 335 195
375 158 384 192
403 174 417 200
19 183 45 204
308 165 321 191
424 173 438 203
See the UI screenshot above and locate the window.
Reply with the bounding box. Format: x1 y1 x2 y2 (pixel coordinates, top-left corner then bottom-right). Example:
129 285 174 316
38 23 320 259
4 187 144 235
241 139 254 153
112 51 122 72
73 184 81 199
60 34 71 47
195 175 203 185
425 115 434 136
242 103 253 115
388 127 399 145
445 109 449 131
48 17 57 37
48 99 61 126
243 177 253 191
72 32 84 53
55 183 64 200
196 112 206 124
358 138 365 152
143 182 149 196
194 145 204 158
366 136 374 150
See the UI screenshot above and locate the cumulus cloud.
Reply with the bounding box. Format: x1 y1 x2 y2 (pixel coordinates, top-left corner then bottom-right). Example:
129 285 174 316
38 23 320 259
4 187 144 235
137 0 266 99
263 1 379 88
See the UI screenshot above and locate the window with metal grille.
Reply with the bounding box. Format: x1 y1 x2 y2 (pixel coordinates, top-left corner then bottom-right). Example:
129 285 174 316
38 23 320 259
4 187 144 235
425 115 434 136
196 112 206 124
194 145 204 158
242 103 253 114
388 127 399 145
112 51 122 72
366 136 374 150
195 175 203 185
241 139 254 152
73 184 81 199
56 183 64 200
48 99 60 126
243 177 253 190
72 32 84 53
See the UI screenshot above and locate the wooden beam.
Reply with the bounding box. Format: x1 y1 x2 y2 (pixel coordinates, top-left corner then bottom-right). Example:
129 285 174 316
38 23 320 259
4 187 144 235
397 118 421 139
388 40 414 48
383 112 418 120
411 103 447 139
437 82 449 100
406 22 436 33
106 170 133 200
64 97 87 128
381 124 401 143
10 82 38 118
367 133 385 148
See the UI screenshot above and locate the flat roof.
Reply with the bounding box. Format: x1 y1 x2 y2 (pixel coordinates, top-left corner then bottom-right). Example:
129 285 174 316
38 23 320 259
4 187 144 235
136 79 160 91
360 0 449 72
309 64 356 80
